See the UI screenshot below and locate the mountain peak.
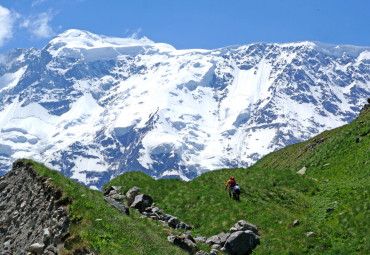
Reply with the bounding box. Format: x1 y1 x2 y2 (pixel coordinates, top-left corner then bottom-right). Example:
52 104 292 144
45 29 175 58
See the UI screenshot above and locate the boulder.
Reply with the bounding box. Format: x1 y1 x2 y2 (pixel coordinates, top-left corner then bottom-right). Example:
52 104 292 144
168 234 198 254
230 220 258 234
126 186 140 206
130 194 153 213
224 230 260 255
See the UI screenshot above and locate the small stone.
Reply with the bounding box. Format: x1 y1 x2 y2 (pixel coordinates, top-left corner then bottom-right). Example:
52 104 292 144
4 240 11 250
43 228 51 242
326 207 334 213
20 201 27 209
297 166 307 175
333 201 339 205
293 219 299 227
29 243 45 254
306 232 315 237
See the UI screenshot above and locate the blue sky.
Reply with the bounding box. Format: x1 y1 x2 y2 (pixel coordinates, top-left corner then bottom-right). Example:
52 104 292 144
0 0 369 53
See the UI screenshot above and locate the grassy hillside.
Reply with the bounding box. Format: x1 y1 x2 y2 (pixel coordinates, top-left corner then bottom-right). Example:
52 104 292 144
20 159 187 255
105 104 369 254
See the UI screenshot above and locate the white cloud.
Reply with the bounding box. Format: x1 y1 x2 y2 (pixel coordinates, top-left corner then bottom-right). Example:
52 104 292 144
129 28 142 39
21 12 55 39
32 0 47 7
0 5 19 47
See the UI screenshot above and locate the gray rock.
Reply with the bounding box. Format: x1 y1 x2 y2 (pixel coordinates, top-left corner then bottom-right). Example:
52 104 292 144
168 235 176 244
110 194 125 201
108 189 117 196
29 243 45 254
168 234 198 254
104 197 130 215
206 235 221 246
194 236 207 243
211 244 221 250
126 186 140 206
3 240 11 250
195 251 209 255
210 249 219 255
224 230 260 255
217 232 230 246
130 194 153 213
167 216 181 228
43 228 51 242
0 181 7 191
111 186 123 191
176 222 192 230
230 220 259 234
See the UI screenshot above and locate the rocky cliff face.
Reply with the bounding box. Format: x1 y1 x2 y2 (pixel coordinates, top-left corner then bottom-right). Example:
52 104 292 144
0 161 70 254
0 30 369 189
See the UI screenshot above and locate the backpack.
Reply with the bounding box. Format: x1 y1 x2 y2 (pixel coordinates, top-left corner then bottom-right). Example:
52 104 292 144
230 179 236 187
234 185 240 190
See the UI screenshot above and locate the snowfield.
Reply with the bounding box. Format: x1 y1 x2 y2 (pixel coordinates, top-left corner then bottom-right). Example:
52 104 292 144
0 29 369 189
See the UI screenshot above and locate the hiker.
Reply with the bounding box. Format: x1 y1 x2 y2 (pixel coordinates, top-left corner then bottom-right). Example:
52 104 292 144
225 176 236 198
234 183 241 201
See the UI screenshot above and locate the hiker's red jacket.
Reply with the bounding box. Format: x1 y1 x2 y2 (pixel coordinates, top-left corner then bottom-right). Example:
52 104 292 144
225 179 236 190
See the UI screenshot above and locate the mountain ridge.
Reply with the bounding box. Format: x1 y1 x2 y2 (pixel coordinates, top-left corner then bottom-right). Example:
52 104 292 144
0 29 369 188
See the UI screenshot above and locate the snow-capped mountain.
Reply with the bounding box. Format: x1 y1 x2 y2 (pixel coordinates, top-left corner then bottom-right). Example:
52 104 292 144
0 29 369 189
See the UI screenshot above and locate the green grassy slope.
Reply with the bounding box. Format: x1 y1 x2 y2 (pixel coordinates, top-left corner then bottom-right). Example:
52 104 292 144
20 159 188 255
106 105 369 254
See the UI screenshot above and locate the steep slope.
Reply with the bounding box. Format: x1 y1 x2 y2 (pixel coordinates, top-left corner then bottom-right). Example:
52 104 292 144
105 104 369 254
0 160 188 255
0 29 369 188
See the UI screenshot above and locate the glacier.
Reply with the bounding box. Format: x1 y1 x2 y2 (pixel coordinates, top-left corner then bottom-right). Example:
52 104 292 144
0 29 369 189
